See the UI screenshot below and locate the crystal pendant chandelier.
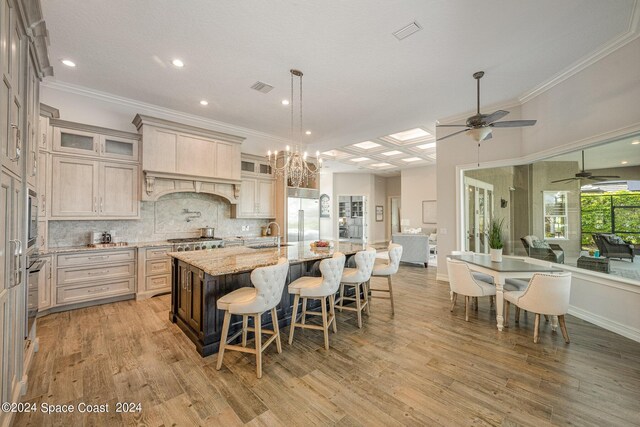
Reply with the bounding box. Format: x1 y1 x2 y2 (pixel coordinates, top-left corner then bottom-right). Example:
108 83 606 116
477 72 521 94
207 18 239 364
267 69 322 188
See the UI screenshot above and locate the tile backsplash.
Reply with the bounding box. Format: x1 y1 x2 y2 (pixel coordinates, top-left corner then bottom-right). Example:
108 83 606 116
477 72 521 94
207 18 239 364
48 193 270 247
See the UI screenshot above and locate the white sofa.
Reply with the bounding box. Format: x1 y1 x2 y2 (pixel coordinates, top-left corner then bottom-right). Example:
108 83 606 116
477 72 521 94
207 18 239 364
392 233 430 267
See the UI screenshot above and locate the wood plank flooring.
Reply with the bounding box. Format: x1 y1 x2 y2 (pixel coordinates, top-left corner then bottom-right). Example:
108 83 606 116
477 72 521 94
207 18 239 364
14 265 640 426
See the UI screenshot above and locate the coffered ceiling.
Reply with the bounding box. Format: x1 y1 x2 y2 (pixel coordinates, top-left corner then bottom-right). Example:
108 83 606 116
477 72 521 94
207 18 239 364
41 0 638 171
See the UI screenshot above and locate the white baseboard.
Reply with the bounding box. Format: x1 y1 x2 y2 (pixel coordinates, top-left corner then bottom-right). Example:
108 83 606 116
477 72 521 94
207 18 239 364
568 305 640 343
436 273 449 283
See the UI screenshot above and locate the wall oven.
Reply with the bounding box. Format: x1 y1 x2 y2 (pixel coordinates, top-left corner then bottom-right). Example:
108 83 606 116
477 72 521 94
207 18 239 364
27 189 37 248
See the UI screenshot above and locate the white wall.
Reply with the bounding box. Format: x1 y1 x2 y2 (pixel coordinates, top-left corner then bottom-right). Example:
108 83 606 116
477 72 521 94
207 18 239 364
373 176 387 242
400 166 438 232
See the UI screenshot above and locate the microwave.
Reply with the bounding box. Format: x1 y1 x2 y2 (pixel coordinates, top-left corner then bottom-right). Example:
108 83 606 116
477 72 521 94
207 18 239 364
27 189 37 248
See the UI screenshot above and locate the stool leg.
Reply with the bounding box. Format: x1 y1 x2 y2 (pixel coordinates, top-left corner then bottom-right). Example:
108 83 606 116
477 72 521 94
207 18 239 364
321 296 329 350
474 297 478 311
289 294 300 345
355 283 363 328
490 296 494 308
255 313 263 378
465 296 469 322
450 292 457 312
216 310 231 371
363 281 371 315
534 313 541 344
242 315 248 347
329 294 337 333
515 306 520 324
301 298 308 325
338 283 345 312
388 275 395 315
271 308 282 354
558 315 570 343
544 314 550 322
504 301 510 328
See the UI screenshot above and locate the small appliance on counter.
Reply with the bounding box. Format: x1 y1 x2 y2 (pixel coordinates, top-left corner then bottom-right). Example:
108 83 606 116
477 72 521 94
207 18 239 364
88 230 127 248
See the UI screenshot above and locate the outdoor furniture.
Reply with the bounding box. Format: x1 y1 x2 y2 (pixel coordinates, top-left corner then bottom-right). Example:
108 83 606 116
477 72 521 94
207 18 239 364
592 233 635 262
520 235 565 264
577 255 611 273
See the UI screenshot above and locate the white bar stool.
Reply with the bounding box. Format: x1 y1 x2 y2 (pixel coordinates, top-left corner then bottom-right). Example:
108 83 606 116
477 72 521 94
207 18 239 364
336 247 376 328
370 243 402 314
288 252 346 350
216 258 289 378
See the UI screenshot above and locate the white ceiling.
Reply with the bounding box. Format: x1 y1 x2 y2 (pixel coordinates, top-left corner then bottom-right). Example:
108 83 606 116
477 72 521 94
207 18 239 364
42 0 637 170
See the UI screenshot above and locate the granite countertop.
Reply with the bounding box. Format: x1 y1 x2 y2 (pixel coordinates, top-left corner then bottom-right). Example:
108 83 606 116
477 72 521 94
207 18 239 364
168 241 368 276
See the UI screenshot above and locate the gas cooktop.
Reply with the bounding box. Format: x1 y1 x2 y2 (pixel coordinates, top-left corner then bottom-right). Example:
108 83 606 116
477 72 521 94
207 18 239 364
167 237 223 244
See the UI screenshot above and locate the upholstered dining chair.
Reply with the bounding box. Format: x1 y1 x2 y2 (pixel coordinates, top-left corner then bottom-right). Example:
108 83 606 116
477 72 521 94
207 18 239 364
447 258 497 321
503 272 572 343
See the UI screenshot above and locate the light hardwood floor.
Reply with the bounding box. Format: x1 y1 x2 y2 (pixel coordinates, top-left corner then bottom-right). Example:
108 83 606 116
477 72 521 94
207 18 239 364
15 265 640 426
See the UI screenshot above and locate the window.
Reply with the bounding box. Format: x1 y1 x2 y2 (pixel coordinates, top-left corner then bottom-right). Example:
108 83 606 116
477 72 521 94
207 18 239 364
544 191 568 239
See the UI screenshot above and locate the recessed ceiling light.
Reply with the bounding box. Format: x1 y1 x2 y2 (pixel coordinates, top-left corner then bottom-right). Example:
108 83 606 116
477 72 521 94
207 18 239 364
381 150 403 156
171 59 184 67
282 99 290 105
305 130 311 135
322 150 347 157
371 163 392 168
402 157 422 162
350 157 370 162
352 141 381 150
632 140 640 145
61 59 76 67
416 142 436 150
389 128 431 141
200 100 209 106
621 161 628 164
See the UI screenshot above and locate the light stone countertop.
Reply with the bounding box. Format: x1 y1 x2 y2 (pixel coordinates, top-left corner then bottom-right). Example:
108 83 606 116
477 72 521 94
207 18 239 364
168 241 368 276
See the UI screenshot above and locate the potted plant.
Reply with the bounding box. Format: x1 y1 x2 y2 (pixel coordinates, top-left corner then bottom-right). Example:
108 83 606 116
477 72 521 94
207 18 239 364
488 218 505 262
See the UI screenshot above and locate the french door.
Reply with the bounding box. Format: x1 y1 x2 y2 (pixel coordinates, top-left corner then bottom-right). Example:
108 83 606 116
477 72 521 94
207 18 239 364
464 177 494 253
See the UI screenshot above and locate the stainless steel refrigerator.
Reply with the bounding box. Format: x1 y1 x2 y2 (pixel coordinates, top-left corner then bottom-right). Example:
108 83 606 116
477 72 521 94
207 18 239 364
287 188 320 242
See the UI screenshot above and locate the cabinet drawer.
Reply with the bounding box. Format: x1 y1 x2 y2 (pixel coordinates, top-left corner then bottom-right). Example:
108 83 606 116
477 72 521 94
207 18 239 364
145 274 171 291
145 259 170 275
57 249 135 267
58 262 135 286
145 246 173 260
56 278 135 305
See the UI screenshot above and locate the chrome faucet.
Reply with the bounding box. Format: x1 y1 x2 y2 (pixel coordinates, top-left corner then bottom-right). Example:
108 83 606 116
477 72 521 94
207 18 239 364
266 222 281 247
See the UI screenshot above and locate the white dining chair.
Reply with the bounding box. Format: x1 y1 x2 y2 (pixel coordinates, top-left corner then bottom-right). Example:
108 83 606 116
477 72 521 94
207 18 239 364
216 258 289 378
337 247 376 328
447 258 497 321
370 243 402 314
503 272 572 343
288 252 345 350
506 257 553 323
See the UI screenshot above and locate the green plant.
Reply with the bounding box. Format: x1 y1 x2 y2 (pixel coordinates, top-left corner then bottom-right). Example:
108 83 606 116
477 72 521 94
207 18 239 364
488 218 505 250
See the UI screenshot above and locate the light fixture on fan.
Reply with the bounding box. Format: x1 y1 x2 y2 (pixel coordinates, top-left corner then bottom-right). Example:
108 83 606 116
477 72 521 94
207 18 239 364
467 127 492 142
267 69 321 188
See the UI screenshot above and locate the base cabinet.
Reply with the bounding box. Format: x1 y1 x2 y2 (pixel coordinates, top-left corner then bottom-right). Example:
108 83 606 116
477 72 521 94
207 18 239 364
137 245 173 300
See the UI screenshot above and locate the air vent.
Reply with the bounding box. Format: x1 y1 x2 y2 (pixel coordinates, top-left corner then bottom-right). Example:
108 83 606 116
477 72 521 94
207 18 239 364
392 21 422 41
250 81 274 93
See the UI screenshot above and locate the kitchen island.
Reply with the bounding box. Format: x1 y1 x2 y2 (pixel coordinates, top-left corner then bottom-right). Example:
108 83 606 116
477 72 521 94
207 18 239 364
168 241 366 356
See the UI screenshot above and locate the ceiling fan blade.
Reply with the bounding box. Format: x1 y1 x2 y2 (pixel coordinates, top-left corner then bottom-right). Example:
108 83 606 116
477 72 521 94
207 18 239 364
482 110 509 125
491 120 537 128
436 128 470 141
551 177 578 183
436 124 469 127
589 175 621 180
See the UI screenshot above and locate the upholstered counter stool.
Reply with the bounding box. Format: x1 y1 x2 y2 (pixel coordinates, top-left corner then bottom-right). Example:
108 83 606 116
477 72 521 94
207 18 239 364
336 247 376 328
370 243 402 314
447 258 497 321
288 252 346 350
216 258 289 378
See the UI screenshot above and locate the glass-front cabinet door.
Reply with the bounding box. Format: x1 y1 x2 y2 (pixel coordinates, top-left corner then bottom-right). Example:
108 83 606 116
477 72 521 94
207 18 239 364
101 135 138 161
53 127 98 156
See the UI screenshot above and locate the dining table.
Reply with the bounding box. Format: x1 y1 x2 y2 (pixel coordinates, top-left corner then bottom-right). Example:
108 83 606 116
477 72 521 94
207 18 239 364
448 253 563 331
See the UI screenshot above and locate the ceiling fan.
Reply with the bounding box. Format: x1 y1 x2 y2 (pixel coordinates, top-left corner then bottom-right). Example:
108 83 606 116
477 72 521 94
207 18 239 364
437 71 537 142
551 150 620 183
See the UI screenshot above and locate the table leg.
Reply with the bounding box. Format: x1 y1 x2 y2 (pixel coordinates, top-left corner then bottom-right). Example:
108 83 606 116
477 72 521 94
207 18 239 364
495 279 504 331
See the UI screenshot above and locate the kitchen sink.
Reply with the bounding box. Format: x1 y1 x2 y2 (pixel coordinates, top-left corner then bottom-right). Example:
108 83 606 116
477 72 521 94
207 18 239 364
87 242 129 248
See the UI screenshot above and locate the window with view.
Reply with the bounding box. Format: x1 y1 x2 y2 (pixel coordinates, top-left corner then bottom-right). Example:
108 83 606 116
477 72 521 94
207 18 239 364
544 191 568 239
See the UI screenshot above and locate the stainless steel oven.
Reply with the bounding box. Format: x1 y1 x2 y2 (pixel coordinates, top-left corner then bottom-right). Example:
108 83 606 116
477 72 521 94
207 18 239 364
27 189 37 248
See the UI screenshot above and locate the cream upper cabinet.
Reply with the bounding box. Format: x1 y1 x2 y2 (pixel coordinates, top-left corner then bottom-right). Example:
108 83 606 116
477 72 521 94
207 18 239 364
237 178 257 217
176 134 216 177
99 162 138 217
257 179 275 218
51 156 99 218
101 135 138 162
52 121 140 162
216 140 241 180
231 177 275 219
36 150 48 217
53 127 99 156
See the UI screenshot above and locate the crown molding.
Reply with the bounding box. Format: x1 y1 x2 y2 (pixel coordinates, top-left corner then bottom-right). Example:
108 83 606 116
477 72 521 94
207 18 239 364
41 80 292 146
519 0 640 104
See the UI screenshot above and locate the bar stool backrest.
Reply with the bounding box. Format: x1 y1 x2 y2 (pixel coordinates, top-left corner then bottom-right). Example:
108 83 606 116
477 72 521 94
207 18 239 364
317 252 346 295
247 258 290 312
387 243 403 275
351 247 377 282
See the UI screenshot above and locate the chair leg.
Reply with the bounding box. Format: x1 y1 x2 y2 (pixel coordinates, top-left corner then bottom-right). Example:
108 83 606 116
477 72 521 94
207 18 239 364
289 294 300 345
474 297 478 311
450 292 457 312
355 283 363 328
242 315 248 347
216 310 231 371
388 276 395 315
363 281 371 315
533 313 541 344
504 301 510 328
255 313 263 379
465 296 470 322
321 296 329 350
490 296 494 308
329 294 337 333
271 308 282 354
544 314 550 322
301 297 308 325
515 306 520 324
558 315 570 343
338 283 345 312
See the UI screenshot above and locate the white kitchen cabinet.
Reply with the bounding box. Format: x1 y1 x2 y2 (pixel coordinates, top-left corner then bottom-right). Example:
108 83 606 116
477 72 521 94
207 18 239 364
37 220 46 251
137 245 173 300
52 121 140 163
37 256 52 310
240 154 273 178
51 155 139 219
231 177 275 219
101 135 139 161
36 150 48 217
53 127 99 156
216 140 241 180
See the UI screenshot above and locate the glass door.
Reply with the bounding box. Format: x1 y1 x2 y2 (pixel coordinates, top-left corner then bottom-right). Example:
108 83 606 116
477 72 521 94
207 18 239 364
464 178 494 254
